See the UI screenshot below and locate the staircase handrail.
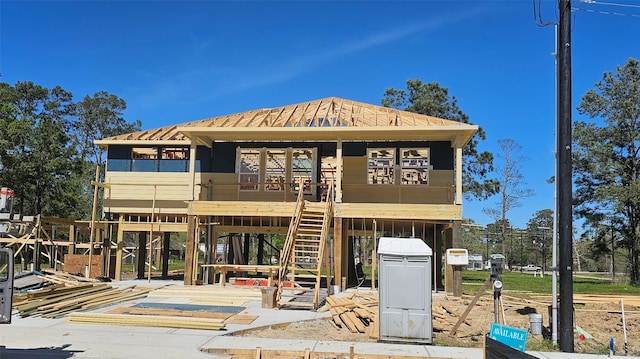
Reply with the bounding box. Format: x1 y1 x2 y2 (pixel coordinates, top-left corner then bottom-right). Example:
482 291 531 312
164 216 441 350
277 181 305 284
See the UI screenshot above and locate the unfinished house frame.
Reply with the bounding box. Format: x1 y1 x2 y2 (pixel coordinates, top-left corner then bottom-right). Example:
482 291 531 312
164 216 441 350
95 97 477 308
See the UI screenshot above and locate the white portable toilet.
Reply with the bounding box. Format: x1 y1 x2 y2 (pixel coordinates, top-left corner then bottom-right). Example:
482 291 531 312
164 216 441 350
378 237 433 344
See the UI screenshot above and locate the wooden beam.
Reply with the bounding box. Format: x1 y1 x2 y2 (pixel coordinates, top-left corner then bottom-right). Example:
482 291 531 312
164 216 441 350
115 215 124 281
184 215 196 285
455 145 463 205
336 203 462 220
190 201 297 217
334 218 343 289
336 138 343 203
189 138 197 200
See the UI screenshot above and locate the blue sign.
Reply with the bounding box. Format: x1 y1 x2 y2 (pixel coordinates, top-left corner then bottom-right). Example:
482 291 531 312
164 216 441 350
489 323 528 352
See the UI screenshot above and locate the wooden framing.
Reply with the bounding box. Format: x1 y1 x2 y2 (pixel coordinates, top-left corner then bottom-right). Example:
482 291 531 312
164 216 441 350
91 97 478 295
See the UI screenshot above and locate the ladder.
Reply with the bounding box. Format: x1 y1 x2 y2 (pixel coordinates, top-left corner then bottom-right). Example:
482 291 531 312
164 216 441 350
276 184 333 309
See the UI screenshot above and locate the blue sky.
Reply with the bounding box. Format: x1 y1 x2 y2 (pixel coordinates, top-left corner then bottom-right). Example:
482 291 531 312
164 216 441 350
1 1 639 229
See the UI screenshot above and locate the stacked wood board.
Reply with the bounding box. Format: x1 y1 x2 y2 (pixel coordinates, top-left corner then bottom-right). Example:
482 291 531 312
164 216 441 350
68 313 226 330
12 270 155 318
318 291 378 338
147 285 263 306
13 283 155 318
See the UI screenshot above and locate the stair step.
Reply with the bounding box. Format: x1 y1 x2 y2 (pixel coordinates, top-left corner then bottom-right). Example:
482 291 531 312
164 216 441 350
297 231 322 235
299 223 323 227
279 301 316 308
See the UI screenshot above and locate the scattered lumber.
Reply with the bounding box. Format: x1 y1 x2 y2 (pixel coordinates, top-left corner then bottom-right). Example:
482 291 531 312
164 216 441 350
68 312 226 330
319 291 377 334
12 273 155 318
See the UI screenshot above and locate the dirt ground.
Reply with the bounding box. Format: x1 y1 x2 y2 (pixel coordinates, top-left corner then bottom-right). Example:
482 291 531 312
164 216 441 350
237 290 640 356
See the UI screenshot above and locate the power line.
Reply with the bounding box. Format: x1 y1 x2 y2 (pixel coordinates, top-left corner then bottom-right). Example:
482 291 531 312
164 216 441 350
573 6 640 18
579 0 640 10
532 0 558 27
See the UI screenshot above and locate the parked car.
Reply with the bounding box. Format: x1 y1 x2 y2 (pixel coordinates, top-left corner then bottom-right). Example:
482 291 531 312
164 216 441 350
523 264 542 271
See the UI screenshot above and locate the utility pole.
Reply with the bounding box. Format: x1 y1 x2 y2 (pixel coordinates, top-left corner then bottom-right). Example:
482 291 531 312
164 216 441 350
558 0 574 352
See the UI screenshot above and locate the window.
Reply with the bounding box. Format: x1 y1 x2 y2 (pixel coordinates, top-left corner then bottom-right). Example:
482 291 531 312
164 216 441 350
265 150 287 191
237 147 317 194
161 147 188 159
132 147 158 159
401 148 430 185
239 149 260 191
292 149 313 193
367 148 395 184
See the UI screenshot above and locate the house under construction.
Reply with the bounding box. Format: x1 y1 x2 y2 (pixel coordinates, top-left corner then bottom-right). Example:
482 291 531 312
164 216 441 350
90 97 477 309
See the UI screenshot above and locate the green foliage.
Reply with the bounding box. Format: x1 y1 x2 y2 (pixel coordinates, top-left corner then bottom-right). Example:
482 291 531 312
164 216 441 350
462 270 640 295
574 58 640 286
73 91 141 168
381 79 499 200
0 81 140 220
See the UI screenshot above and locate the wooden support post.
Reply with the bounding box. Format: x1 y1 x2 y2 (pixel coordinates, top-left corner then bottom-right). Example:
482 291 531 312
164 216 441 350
68 224 76 255
192 219 200 284
148 185 157 282
333 218 343 289
335 138 343 203
452 221 463 297
455 145 463 205
372 219 377 290
88 165 100 278
115 215 124 281
212 225 218 283
444 226 453 294
184 215 196 285
435 225 444 291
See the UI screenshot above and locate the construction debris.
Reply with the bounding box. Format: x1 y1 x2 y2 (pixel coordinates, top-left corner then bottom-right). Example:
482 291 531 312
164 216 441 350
319 291 378 337
12 270 153 318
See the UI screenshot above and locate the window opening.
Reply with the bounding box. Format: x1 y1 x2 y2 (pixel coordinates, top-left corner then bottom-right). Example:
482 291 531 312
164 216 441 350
132 147 158 159
265 149 286 191
367 148 395 184
401 148 430 185
161 147 188 159
292 149 313 193
239 149 260 191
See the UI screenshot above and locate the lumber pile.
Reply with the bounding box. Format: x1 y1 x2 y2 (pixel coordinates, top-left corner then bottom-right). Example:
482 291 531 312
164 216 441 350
432 299 475 333
148 285 263 305
68 313 225 330
12 272 155 318
319 291 378 337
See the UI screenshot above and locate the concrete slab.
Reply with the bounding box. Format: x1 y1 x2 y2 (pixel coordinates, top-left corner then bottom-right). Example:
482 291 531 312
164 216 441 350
2 281 631 359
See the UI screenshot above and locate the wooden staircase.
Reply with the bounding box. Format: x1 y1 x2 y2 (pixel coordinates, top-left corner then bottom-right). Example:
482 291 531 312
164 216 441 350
276 184 333 310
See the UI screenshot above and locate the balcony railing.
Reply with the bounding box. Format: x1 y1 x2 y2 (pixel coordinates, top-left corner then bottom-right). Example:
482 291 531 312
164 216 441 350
107 159 201 172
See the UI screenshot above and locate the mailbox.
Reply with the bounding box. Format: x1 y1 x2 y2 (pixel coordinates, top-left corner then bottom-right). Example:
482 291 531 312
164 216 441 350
446 248 469 266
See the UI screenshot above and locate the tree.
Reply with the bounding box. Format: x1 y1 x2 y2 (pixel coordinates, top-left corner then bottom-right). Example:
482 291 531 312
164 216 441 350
0 81 81 217
0 82 140 220
71 92 141 219
382 79 499 200
483 139 534 256
72 91 141 167
526 209 553 272
574 58 640 285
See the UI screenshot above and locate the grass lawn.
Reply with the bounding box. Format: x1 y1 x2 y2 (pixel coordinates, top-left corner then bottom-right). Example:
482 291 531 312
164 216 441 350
462 270 640 296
